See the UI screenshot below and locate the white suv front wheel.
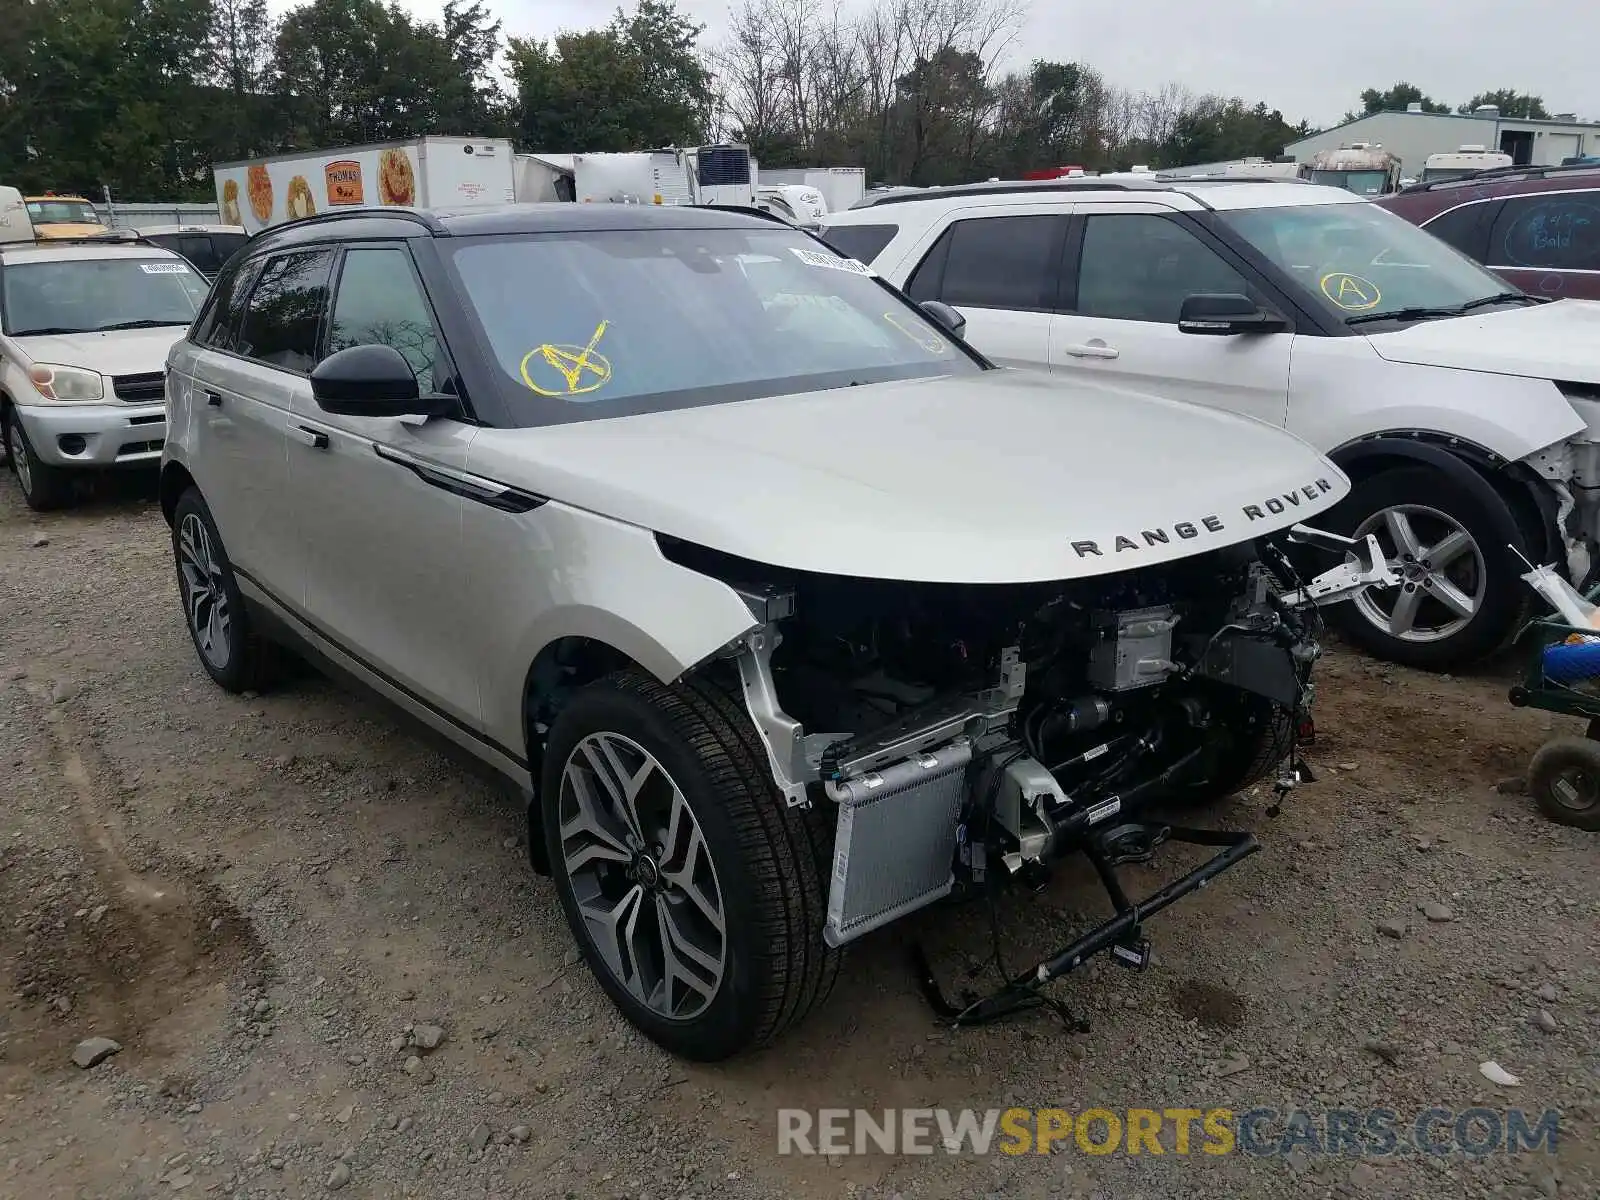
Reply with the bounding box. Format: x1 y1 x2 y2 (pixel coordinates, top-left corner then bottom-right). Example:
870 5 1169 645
539 669 839 1061
1325 466 1523 671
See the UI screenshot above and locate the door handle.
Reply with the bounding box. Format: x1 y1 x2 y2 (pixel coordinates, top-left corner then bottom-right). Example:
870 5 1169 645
204 390 222 407
293 424 330 450
1061 343 1120 359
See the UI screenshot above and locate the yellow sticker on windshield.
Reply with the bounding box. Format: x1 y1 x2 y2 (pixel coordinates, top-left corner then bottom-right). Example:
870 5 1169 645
1319 272 1382 311
882 310 946 354
519 320 613 397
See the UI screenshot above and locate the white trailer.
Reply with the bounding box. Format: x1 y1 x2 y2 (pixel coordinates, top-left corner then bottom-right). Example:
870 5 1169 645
1419 145 1514 184
569 151 696 206
753 166 867 213
213 135 516 234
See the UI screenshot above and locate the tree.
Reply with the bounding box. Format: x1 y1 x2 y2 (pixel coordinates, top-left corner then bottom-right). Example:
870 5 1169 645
1458 90 1549 119
203 0 278 161
508 1 713 151
1346 82 1449 121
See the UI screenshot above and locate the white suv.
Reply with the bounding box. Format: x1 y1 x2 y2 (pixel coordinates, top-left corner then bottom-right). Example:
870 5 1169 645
1 233 208 509
823 178 1600 670
160 203 1385 1059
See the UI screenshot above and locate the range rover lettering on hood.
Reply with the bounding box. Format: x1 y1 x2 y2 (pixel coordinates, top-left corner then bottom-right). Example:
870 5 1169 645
1069 478 1339 558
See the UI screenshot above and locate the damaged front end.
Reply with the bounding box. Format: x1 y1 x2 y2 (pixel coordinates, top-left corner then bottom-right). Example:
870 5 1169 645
684 525 1400 1026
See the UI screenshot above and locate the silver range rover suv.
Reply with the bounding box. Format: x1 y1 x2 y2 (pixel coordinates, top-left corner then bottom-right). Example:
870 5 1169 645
160 204 1395 1060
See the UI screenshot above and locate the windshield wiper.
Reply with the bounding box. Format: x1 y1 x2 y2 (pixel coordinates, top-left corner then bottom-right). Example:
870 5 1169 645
1344 306 1461 326
1346 291 1542 327
1457 291 1540 312
8 325 86 336
95 318 188 331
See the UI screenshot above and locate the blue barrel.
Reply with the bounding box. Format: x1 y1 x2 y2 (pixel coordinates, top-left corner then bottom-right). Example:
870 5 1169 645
1543 639 1600 683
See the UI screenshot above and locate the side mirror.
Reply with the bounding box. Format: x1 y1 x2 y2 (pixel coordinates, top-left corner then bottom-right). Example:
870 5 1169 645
1178 293 1287 336
310 344 447 417
919 300 966 340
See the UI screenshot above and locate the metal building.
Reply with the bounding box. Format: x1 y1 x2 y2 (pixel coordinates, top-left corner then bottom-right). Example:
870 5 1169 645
1286 104 1600 174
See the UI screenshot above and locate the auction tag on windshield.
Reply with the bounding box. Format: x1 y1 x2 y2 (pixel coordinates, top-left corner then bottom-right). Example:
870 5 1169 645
790 247 874 276
139 262 191 274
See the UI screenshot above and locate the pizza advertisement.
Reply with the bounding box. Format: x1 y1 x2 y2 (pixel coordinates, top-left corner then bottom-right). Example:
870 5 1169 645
324 160 364 206
213 139 511 233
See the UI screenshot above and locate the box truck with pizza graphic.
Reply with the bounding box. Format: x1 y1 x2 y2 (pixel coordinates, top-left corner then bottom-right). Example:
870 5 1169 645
212 136 516 234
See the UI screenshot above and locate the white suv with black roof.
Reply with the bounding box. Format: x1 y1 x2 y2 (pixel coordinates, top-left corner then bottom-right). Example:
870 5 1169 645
824 177 1600 671
0 233 208 509
159 201 1386 1059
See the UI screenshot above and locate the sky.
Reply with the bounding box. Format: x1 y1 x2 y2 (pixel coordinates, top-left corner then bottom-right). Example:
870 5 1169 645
283 0 1600 131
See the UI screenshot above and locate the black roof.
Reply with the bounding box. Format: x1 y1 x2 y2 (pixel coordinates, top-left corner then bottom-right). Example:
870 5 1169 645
245 201 782 254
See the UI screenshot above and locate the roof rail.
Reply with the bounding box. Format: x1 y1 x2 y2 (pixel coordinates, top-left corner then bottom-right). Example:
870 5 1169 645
857 178 1141 207
254 206 449 237
1412 160 1600 190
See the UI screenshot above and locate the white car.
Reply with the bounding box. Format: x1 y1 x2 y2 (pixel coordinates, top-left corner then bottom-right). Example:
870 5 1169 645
160 203 1389 1059
136 224 251 281
1 229 208 509
824 178 1600 670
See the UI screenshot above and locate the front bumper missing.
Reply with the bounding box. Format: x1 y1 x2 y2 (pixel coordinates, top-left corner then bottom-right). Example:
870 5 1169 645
916 821 1260 1028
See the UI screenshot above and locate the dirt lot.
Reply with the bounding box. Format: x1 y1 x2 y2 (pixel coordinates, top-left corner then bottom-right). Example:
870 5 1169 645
1 476 1595 1200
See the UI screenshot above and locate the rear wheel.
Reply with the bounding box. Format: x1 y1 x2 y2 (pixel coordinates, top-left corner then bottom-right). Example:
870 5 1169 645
1322 466 1525 671
171 488 280 693
540 669 838 1061
4 409 74 511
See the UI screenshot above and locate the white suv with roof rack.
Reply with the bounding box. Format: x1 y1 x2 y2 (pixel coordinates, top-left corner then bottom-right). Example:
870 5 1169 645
0 202 209 509
822 176 1600 671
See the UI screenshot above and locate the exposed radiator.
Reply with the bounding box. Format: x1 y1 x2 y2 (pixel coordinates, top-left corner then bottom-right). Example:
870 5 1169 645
823 738 972 947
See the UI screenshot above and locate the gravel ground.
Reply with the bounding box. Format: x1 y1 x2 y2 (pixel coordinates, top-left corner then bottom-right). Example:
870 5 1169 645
1 474 1595 1200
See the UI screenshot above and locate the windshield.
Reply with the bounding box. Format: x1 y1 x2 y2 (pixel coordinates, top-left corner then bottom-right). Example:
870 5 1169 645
1219 201 1519 325
446 226 980 425
1308 170 1391 197
27 200 102 225
1 257 208 335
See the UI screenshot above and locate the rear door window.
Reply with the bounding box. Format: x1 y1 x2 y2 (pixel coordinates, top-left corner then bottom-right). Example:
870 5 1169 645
1488 193 1600 271
907 215 1066 311
818 223 898 264
234 249 334 372
192 256 265 351
1423 201 1502 263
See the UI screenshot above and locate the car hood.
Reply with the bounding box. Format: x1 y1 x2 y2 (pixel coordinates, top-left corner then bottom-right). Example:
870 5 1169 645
1368 300 1600 384
12 327 188 377
468 370 1350 585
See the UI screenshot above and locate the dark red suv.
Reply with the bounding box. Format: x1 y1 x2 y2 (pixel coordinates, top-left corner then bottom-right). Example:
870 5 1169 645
1378 164 1600 299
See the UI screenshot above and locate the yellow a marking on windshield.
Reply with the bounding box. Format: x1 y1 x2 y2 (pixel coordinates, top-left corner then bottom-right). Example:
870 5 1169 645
1319 272 1382 311
519 320 613 397
882 310 946 353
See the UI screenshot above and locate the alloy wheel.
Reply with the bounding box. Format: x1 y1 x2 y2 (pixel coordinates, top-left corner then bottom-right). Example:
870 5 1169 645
177 512 231 669
557 731 727 1021
8 420 31 497
1351 503 1486 644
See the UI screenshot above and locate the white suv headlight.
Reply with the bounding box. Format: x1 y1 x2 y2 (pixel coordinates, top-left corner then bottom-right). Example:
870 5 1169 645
27 363 105 402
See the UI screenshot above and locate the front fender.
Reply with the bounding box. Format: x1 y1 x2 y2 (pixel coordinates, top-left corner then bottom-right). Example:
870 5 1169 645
476 501 759 755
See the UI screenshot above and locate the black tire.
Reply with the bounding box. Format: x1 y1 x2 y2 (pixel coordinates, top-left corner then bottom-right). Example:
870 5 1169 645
170 487 279 693
540 668 839 1061
1320 466 1526 671
1527 738 1600 831
1172 693 1295 807
4 407 75 511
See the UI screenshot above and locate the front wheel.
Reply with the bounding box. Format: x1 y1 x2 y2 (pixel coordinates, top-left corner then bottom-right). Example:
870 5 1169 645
540 669 838 1061
4 409 75 511
1322 466 1525 671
